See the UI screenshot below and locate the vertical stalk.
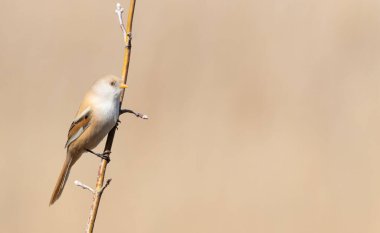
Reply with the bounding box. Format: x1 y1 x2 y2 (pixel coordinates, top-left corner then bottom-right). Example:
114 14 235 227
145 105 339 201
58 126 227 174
85 1 137 232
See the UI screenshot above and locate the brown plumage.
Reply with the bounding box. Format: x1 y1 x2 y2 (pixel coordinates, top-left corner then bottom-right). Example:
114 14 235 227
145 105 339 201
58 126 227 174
49 75 128 205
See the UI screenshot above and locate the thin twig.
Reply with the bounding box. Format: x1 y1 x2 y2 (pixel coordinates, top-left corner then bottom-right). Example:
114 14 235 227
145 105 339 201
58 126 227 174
98 179 112 193
85 2 137 233
75 179 112 195
75 180 95 194
115 3 127 44
120 109 149 119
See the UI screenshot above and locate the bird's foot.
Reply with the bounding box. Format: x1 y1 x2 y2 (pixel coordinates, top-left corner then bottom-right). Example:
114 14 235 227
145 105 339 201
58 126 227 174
116 119 121 130
86 149 111 163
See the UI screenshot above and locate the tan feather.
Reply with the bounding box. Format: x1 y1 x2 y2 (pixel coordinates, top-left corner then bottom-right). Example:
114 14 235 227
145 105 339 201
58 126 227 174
49 155 74 205
50 75 124 205
65 106 93 148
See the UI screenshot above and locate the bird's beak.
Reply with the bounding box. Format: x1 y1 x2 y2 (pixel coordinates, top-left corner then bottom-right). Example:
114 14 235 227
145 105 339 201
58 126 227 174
119 83 128 89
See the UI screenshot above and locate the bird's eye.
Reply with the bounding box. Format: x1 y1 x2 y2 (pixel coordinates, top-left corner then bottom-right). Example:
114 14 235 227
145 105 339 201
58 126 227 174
110 81 116 86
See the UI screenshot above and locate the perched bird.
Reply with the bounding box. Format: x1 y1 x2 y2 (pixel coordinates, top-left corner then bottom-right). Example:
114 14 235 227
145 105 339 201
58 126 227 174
49 75 128 205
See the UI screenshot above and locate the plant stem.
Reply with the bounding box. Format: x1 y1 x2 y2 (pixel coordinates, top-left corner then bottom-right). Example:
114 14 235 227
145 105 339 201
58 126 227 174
85 1 137 232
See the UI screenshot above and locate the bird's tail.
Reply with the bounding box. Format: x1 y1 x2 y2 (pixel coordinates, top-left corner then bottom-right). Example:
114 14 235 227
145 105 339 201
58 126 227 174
49 155 74 205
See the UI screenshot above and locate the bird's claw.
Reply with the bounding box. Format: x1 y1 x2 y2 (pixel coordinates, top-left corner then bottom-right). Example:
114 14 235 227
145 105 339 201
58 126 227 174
86 149 111 163
116 119 121 130
100 150 111 163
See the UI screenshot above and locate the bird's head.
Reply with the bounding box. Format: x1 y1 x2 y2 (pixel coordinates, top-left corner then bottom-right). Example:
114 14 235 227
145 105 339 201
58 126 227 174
91 75 128 100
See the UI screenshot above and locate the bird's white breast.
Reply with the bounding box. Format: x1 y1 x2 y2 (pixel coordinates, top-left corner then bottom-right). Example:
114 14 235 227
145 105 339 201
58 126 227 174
87 97 120 149
94 98 119 124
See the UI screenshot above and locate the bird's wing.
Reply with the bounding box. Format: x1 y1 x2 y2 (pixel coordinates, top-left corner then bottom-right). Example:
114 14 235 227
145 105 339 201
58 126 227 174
65 106 92 148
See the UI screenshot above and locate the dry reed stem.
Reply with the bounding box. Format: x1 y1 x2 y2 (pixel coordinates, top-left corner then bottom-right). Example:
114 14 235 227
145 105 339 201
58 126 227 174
85 1 137 232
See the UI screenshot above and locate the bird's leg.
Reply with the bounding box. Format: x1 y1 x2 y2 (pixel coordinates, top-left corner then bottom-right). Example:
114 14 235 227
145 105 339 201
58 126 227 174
120 109 148 119
86 149 111 163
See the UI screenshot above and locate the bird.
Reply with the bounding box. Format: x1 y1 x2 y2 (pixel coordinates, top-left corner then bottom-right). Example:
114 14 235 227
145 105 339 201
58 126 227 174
49 75 128 205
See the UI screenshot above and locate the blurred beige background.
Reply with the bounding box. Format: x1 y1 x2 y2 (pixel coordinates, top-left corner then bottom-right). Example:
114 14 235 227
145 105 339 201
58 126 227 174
1 0 380 232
